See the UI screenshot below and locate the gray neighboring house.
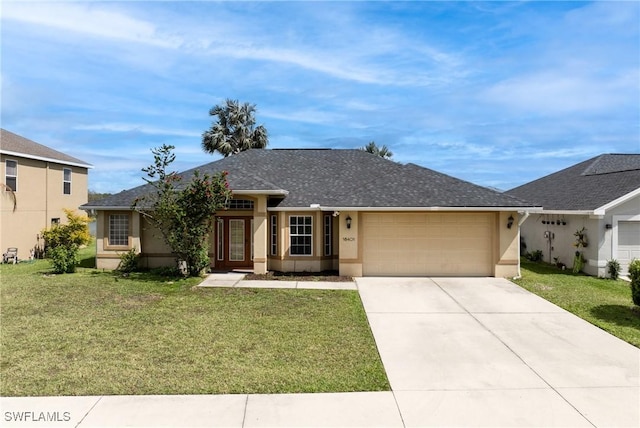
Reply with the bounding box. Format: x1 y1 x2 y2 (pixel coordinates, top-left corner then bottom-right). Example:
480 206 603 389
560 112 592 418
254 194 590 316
83 149 537 277
506 154 640 276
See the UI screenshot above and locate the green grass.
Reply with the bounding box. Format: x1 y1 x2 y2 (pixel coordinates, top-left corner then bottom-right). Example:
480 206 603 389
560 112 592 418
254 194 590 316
513 260 640 347
0 259 389 396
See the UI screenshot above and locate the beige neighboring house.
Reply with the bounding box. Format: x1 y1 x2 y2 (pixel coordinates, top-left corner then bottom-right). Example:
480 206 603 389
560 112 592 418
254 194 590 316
82 149 537 277
1 129 92 261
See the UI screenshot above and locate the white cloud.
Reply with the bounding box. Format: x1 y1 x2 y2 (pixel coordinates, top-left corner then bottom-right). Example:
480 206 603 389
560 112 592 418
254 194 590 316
483 70 636 114
2 2 181 48
74 123 200 138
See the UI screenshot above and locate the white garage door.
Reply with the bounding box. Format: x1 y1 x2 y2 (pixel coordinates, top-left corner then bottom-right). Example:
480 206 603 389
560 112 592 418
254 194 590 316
617 221 640 276
362 212 494 276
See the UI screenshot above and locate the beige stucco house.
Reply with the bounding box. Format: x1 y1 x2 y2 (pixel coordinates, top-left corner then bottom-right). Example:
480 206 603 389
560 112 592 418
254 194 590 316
83 149 536 277
507 154 640 276
1 129 92 261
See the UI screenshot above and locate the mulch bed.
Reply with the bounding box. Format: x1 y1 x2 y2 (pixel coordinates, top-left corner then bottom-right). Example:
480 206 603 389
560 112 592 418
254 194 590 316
244 270 353 282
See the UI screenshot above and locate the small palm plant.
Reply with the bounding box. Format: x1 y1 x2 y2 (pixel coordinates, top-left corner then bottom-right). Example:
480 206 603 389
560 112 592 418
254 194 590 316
606 259 621 280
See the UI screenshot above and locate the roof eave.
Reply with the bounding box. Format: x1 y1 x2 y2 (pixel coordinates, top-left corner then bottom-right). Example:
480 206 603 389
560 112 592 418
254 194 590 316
81 205 134 211
233 189 289 196
267 205 541 212
1 149 93 169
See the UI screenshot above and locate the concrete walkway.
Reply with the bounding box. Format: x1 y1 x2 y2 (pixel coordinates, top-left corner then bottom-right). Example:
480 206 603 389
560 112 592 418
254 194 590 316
198 272 357 290
2 276 639 427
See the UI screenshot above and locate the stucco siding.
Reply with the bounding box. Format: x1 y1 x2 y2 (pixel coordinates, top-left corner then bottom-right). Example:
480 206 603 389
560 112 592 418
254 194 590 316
1 154 88 260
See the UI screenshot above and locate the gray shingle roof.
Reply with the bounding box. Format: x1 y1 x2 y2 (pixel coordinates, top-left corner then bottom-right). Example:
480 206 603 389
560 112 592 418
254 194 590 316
506 154 640 211
0 129 92 168
83 149 534 210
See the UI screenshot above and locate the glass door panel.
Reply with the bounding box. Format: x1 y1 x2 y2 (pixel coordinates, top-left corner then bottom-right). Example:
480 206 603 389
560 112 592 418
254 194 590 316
229 219 245 261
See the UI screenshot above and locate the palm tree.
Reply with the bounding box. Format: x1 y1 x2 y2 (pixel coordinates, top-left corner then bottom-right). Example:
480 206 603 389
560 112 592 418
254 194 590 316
202 99 268 157
360 141 393 159
2 184 16 212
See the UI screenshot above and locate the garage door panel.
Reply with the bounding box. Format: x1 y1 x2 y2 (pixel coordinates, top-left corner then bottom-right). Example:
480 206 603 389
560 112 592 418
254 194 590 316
362 212 494 277
617 221 640 275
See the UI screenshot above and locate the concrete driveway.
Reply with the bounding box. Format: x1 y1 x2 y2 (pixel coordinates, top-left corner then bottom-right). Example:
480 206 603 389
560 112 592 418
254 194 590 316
357 277 640 427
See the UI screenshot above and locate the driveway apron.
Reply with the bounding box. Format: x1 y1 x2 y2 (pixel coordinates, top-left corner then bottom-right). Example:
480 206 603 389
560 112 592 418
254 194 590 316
356 277 640 427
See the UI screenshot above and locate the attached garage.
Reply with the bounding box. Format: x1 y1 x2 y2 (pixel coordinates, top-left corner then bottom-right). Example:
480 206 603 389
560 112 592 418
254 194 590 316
362 212 495 276
616 221 640 276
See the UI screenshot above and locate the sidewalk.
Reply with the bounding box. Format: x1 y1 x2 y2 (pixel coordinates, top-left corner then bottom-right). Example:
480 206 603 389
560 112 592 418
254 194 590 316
1 392 402 428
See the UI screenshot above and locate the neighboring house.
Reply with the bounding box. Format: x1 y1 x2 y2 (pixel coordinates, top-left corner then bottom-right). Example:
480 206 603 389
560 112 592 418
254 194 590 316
0 129 92 261
82 149 536 277
506 154 640 276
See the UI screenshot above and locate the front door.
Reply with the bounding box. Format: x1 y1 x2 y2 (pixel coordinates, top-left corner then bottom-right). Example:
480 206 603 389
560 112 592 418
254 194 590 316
215 217 253 270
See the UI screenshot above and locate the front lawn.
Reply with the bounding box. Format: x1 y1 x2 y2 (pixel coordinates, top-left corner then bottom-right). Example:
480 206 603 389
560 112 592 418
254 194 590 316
0 260 389 396
513 260 640 347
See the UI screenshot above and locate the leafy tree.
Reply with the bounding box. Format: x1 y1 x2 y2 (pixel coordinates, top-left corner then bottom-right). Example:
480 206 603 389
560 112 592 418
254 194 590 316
41 209 91 273
88 190 113 202
202 99 268 157
133 145 232 276
360 141 393 159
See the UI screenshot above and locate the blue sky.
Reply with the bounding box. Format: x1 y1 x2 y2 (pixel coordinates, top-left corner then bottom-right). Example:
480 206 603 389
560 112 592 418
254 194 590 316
2 1 638 193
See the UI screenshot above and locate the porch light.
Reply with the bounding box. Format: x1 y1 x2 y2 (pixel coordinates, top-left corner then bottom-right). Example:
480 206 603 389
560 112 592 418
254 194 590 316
507 215 514 229
346 216 352 229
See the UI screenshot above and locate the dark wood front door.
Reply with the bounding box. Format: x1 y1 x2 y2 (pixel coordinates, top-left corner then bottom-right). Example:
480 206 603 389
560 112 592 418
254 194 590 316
215 217 253 270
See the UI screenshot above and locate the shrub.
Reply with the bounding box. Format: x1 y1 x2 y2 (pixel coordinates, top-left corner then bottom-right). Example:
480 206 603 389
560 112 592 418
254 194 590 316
117 248 140 273
48 245 79 274
41 210 91 274
525 250 543 262
606 259 621 280
573 251 585 274
41 209 91 249
629 259 640 306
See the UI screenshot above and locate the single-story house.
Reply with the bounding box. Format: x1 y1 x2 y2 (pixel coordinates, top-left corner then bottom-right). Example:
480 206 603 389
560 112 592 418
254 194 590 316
1 129 92 261
506 154 640 276
82 149 537 277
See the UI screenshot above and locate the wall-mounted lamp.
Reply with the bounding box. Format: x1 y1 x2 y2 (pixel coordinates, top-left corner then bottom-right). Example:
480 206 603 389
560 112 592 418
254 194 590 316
605 224 612 229
346 216 352 229
507 215 514 229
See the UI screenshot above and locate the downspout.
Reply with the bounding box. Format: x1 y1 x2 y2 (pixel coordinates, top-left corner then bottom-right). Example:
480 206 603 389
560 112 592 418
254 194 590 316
514 211 531 279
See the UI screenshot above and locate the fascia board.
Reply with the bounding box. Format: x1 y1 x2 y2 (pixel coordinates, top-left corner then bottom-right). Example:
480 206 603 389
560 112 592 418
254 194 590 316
267 206 542 212
0 150 93 169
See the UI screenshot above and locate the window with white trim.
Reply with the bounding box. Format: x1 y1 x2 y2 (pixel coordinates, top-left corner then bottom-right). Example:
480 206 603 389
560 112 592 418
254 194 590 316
63 168 72 195
108 214 129 246
290 215 312 255
324 215 332 256
270 215 277 256
5 160 17 192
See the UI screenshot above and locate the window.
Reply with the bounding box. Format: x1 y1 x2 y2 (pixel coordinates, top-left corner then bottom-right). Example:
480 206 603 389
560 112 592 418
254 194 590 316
227 199 254 210
109 214 129 246
216 218 224 261
290 215 312 255
51 218 60 225
324 215 332 256
5 160 17 192
63 168 72 195
270 215 277 256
